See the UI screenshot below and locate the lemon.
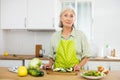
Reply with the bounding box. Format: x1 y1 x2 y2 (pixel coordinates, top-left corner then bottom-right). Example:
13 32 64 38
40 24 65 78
18 66 28 77
4 51 9 56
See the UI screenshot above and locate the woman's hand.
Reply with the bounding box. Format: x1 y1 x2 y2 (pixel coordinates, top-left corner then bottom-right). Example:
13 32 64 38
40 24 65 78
73 65 80 71
43 58 54 70
74 57 89 71
43 63 52 70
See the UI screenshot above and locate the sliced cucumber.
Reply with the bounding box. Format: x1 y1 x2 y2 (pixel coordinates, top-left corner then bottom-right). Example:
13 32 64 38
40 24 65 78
60 68 66 72
53 68 61 71
66 68 73 72
53 67 73 72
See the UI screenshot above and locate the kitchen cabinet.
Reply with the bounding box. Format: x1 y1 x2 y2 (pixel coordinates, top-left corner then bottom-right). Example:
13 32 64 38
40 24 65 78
27 0 55 30
0 60 22 67
0 0 27 29
1 0 59 30
27 0 54 29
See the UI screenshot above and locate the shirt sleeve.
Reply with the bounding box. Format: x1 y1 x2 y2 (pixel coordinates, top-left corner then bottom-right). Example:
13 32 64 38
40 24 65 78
48 33 55 60
48 31 60 60
80 32 93 59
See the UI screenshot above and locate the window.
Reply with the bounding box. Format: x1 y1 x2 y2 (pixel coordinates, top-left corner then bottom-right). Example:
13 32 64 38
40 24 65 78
61 0 92 40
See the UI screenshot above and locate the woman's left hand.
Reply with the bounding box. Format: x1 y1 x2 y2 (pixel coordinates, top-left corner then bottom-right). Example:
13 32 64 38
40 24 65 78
73 65 80 71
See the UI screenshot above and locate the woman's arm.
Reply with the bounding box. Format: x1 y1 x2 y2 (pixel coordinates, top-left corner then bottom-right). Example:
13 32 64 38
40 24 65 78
74 57 89 71
43 58 54 70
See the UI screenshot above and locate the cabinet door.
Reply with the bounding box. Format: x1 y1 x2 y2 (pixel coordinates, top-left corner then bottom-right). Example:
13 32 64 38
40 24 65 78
27 0 55 30
1 0 27 29
0 60 22 67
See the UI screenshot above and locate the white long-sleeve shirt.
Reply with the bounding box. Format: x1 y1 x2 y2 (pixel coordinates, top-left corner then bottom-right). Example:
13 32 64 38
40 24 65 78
49 29 92 60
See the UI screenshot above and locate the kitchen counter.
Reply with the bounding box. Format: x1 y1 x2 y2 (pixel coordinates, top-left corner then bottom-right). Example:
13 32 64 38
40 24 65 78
0 67 120 80
89 57 120 62
0 55 49 66
1 55 120 66
0 55 49 60
0 55 120 61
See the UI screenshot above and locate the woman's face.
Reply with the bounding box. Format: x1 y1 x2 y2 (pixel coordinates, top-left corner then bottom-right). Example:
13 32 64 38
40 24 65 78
60 9 75 28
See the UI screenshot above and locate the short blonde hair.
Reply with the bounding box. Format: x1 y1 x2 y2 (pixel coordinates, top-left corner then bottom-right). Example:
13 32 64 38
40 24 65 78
59 7 75 28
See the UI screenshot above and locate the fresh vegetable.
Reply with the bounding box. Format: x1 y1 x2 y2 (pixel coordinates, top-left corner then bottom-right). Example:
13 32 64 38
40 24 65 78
83 66 109 77
28 58 41 70
83 70 102 76
60 68 66 72
103 69 109 75
28 68 44 77
97 66 109 74
53 68 73 72
66 68 73 72
39 70 44 76
98 66 104 72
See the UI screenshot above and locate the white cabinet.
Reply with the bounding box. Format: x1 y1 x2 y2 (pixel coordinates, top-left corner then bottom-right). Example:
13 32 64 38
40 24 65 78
25 60 49 68
0 60 22 67
27 0 55 30
1 0 58 30
1 0 27 29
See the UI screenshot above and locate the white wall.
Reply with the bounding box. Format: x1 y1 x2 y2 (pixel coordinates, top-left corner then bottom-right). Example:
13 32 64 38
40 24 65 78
0 30 5 53
92 0 120 56
0 30 54 55
0 0 4 54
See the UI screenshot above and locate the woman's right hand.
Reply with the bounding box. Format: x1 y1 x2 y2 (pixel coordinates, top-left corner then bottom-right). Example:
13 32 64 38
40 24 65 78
42 63 52 70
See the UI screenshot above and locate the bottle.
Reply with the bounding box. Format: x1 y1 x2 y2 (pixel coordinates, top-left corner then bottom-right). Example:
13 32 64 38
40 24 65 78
39 49 44 57
104 44 111 57
35 44 42 57
111 49 116 57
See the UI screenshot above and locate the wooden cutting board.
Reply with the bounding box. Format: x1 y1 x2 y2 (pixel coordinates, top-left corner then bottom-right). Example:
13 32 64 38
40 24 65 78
46 70 78 75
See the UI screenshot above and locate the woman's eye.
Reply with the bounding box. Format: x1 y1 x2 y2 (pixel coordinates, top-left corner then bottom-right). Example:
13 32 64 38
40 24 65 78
64 14 68 17
70 15 74 18
63 14 74 18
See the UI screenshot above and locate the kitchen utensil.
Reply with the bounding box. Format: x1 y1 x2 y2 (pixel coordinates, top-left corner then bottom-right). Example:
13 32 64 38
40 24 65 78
8 66 18 73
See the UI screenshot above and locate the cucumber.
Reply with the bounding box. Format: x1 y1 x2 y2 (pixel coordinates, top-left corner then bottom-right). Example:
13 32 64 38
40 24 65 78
53 68 73 72
28 68 44 77
39 70 44 76
66 68 73 72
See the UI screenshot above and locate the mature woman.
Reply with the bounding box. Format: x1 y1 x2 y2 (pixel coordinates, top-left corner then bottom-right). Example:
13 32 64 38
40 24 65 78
43 7 92 71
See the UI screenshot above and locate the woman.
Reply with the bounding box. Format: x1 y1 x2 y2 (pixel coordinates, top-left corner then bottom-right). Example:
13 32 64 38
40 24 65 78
43 7 92 71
